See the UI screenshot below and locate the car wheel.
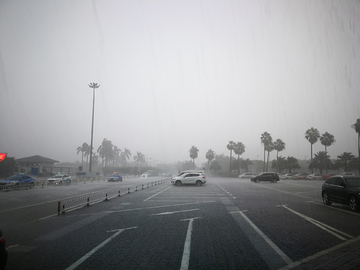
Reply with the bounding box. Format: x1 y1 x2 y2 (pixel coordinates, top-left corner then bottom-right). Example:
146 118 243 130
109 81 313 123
255 179 260 183
322 192 332 205
196 180 202 186
175 180 182 186
349 196 359 211
29 182 34 189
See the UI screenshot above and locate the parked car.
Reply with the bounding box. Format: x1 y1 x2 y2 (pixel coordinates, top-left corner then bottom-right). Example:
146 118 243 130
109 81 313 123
47 173 72 185
108 172 122 182
251 172 279 183
239 172 255 178
282 173 294 179
322 175 360 211
294 173 308 179
306 173 323 180
342 172 355 176
171 172 206 186
0 229 7 270
0 174 35 189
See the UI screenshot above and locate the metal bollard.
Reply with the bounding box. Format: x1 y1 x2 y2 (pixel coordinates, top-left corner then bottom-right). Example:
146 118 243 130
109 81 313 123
105 193 108 201
118 190 121 197
62 203 66 214
87 197 90 206
128 188 130 194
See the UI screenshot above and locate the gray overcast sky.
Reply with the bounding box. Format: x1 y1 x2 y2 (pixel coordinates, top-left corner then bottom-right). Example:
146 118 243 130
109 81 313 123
0 0 359 164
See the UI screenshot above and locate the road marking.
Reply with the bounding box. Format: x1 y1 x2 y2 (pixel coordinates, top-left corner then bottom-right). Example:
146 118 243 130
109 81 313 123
278 235 360 270
180 217 202 270
152 209 199 216
309 201 360 216
279 205 353 240
230 210 293 266
65 226 137 270
143 186 172 201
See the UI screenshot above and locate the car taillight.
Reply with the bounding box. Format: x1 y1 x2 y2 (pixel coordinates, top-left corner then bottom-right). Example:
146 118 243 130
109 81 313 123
0 237 5 246
202 176 205 179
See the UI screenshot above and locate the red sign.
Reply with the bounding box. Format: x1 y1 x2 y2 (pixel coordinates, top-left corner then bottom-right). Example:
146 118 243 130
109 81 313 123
0 153 6 162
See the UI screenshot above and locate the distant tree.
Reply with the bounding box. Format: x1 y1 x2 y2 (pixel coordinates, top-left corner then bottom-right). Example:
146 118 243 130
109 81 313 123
227 141 235 174
260 132 272 172
189 146 199 169
309 151 332 174
97 138 114 167
76 142 89 168
271 156 287 173
120 148 131 166
182 160 194 171
210 160 222 172
241 158 253 172
205 149 215 170
233 142 245 175
320 132 335 173
305 127 320 173
134 152 146 166
286 156 301 173
351 119 360 174
0 157 16 177
335 152 356 172
273 139 286 172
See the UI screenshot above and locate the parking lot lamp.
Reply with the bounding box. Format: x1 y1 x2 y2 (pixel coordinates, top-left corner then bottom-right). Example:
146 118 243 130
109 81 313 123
88 82 100 172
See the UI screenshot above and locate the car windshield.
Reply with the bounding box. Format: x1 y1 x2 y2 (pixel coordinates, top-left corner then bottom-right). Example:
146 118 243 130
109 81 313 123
345 178 360 188
52 175 63 179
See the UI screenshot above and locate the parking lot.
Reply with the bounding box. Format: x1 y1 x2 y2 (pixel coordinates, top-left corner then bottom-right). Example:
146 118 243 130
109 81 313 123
1 177 360 269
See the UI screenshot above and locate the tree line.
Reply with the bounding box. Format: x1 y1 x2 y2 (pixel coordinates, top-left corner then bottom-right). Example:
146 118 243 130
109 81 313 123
188 118 360 175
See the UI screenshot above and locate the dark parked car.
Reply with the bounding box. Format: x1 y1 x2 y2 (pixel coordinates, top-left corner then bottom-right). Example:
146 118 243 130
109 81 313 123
251 172 279 183
0 229 7 270
322 175 360 211
0 174 35 189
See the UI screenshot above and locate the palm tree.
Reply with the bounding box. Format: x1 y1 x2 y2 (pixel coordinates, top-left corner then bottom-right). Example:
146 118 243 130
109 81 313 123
335 152 356 172
189 146 199 169
260 132 272 172
320 132 335 173
310 151 331 174
227 141 235 174
120 148 131 166
205 149 215 170
351 118 360 174
271 156 287 173
305 127 320 173
273 139 286 173
286 156 301 173
265 142 274 171
112 146 121 166
76 142 89 169
233 142 245 175
134 152 146 166
97 138 114 167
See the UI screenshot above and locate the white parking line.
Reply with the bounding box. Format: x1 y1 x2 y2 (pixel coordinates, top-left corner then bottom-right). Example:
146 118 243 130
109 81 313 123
279 205 353 240
152 209 199 216
143 186 172 201
65 227 137 270
180 217 202 270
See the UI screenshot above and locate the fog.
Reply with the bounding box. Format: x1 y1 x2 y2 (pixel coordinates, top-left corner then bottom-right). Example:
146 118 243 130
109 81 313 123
0 0 359 164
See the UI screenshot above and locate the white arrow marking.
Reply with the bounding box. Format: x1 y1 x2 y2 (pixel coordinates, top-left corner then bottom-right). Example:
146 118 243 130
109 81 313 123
152 209 199 216
65 227 137 270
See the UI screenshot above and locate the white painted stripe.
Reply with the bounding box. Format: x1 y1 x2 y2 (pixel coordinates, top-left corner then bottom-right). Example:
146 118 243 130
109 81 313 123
152 209 199 216
233 211 293 265
281 205 353 240
143 186 172 201
180 217 201 270
65 227 137 270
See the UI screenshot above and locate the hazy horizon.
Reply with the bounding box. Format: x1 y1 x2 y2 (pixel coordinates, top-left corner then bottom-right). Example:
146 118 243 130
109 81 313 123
1 0 359 165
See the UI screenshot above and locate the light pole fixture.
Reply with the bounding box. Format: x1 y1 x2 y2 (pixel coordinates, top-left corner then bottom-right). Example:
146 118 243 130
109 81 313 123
88 82 100 172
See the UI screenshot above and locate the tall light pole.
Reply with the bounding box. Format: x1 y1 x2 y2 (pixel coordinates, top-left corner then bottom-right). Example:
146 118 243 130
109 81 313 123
88 82 100 172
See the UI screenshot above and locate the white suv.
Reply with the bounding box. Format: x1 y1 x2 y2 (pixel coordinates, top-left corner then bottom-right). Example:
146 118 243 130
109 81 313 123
171 172 206 186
